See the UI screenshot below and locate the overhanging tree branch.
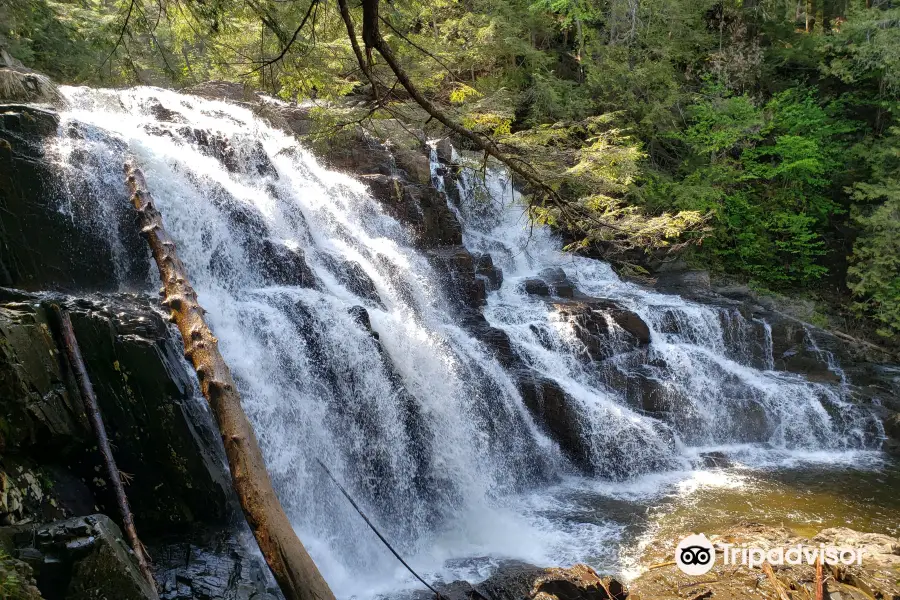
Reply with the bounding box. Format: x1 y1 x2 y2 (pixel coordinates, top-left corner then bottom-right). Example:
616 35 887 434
246 0 319 75
337 0 622 232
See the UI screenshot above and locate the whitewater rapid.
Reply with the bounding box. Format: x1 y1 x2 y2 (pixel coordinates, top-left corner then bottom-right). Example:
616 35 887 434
47 85 882 598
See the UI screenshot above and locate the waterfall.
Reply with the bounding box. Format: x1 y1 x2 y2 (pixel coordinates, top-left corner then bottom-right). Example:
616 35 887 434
47 86 881 598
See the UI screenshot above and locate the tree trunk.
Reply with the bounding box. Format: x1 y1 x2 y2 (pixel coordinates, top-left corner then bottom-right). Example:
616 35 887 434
124 164 336 600
55 307 158 596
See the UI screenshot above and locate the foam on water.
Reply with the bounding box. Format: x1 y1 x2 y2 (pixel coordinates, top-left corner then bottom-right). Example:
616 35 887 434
45 86 883 598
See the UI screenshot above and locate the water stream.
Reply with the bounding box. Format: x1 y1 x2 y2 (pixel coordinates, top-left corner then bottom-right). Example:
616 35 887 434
47 86 890 598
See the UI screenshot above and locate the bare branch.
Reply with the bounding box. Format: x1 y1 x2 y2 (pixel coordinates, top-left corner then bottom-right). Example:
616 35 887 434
245 0 319 75
99 0 137 73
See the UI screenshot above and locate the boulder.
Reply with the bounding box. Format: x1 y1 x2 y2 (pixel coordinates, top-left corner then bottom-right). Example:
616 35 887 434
7 515 158 600
434 138 454 164
348 305 378 339
517 375 593 471
474 253 504 291
519 269 579 300
0 67 65 107
553 299 651 355
539 268 577 298
521 278 551 297
252 239 319 288
0 293 232 531
697 451 732 469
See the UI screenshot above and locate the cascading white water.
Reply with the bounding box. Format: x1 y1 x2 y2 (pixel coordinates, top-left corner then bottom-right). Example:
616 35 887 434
47 86 881 598
443 150 878 462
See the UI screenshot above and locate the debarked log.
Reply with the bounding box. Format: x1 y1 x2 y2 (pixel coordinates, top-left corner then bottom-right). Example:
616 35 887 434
124 163 336 600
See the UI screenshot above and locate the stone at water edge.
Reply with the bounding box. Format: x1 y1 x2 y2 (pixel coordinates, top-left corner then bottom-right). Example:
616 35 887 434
418 562 626 600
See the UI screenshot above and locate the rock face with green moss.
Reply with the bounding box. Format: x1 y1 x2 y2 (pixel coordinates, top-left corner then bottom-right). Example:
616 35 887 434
0 292 233 531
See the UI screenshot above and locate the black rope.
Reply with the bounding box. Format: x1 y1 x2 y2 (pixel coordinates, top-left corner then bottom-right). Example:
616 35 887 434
315 458 446 600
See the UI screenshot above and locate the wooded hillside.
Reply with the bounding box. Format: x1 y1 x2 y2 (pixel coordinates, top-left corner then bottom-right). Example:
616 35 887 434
2 0 897 337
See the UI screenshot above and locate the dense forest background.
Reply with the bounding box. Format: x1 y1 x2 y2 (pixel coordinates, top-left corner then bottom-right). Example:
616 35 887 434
1 0 898 338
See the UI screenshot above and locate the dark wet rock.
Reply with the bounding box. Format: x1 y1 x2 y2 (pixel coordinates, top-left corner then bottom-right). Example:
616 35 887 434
554 299 651 351
517 375 592 472
600 354 671 415
318 253 383 307
150 526 280 600
0 293 232 531
539 268 577 298
362 174 462 249
0 457 84 526
361 173 403 205
698 451 732 469
7 514 157 600
348 305 379 340
882 411 900 455
252 239 319 288
519 269 581 300
435 137 454 164
178 126 240 171
423 561 625 600
1 105 148 292
654 269 711 294
474 253 503 291
388 184 463 249
148 102 182 122
0 299 84 451
467 317 520 370
521 278 550 297
764 318 845 383
320 131 395 178
428 246 487 310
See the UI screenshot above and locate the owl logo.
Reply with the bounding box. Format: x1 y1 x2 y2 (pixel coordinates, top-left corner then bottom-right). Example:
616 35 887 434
675 533 716 575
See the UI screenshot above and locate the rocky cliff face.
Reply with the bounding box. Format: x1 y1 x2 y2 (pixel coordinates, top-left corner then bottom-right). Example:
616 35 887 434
0 71 256 599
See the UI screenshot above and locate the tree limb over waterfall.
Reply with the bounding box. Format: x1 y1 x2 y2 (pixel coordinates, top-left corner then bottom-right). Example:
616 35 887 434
337 0 622 233
124 163 336 600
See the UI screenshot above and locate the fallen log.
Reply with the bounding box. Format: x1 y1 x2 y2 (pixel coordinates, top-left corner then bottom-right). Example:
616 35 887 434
54 307 158 595
124 163 336 600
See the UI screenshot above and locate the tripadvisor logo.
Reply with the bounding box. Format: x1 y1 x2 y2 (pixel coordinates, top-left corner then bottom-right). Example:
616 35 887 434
675 534 716 575
674 533 866 576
